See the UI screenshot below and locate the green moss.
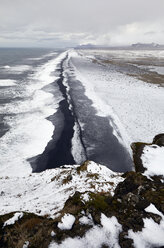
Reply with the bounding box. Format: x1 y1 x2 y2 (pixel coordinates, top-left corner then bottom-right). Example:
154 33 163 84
0 212 54 248
76 160 90 174
143 187 164 213
62 174 72 184
86 173 99 180
87 192 109 211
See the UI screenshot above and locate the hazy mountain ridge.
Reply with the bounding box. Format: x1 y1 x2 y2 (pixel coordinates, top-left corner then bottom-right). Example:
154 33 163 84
75 43 164 50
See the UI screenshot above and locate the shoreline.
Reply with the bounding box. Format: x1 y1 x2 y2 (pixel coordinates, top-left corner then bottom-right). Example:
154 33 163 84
31 51 133 173
32 56 78 172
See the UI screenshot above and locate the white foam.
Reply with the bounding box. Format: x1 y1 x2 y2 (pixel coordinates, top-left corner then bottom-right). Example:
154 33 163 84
3 65 10 69
27 52 58 61
0 111 55 176
0 79 16 86
2 65 32 74
27 51 67 93
0 51 67 176
0 90 56 114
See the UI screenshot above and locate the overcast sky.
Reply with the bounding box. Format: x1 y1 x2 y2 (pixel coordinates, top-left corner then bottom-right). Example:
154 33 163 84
0 0 164 47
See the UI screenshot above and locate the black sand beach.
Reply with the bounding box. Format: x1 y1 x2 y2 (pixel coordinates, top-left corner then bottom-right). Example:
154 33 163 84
32 55 133 173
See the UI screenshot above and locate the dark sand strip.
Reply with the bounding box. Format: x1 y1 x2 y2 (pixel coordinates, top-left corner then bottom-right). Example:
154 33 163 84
32 57 77 172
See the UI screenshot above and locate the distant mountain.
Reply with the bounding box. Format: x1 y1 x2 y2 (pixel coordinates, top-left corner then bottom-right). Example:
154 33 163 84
75 43 164 50
131 42 164 49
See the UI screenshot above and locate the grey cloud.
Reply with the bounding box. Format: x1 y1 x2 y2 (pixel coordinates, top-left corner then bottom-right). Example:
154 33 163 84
0 0 164 47
144 31 157 35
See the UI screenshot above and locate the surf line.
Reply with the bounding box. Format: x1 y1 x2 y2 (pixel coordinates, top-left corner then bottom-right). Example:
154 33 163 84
32 54 87 172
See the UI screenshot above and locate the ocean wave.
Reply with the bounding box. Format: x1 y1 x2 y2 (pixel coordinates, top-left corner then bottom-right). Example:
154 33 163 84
1 65 32 74
0 51 67 176
27 52 58 61
0 79 17 87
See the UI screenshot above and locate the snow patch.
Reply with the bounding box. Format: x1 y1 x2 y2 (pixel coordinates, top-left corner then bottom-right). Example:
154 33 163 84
82 193 90 202
128 217 164 248
51 231 56 237
22 241 29 248
49 214 122 248
3 212 23 227
79 215 93 225
128 203 164 248
0 162 122 218
58 214 75 230
145 204 163 218
142 145 164 177
87 161 115 176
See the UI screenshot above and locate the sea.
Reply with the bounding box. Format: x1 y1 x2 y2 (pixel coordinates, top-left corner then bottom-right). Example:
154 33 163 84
0 48 133 176
0 48 64 175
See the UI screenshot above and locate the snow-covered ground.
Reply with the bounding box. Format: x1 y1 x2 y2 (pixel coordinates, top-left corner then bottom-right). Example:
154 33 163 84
0 161 123 218
0 49 164 248
142 145 164 177
79 49 164 63
0 49 163 176
70 49 164 150
128 204 164 248
1 156 164 248
49 214 122 248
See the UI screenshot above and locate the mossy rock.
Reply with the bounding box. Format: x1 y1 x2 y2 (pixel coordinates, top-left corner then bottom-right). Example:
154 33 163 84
0 212 55 248
115 171 150 196
62 191 86 216
87 192 110 212
131 142 149 173
143 185 164 214
76 160 90 174
62 191 112 216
